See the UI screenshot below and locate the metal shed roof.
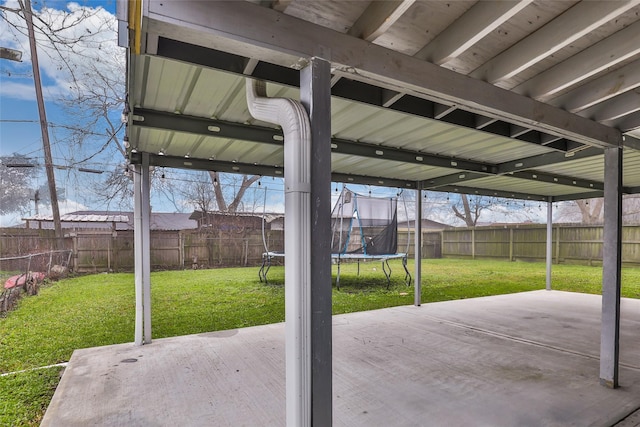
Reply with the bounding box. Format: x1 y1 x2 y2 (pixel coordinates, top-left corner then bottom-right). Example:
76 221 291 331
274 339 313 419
119 0 640 202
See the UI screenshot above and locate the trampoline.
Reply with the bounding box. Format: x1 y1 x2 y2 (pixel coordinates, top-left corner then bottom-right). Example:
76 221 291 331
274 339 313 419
259 187 411 289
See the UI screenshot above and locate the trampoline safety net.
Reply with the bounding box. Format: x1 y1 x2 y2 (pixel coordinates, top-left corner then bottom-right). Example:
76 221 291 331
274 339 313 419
331 188 398 256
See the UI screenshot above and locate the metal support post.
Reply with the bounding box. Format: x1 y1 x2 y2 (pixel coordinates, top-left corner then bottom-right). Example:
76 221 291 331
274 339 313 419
300 57 333 427
133 154 152 345
600 146 623 388
133 163 144 345
141 153 152 343
414 186 422 306
546 198 553 291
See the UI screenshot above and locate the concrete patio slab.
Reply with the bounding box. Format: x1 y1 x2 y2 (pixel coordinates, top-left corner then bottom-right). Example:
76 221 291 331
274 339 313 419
42 290 640 426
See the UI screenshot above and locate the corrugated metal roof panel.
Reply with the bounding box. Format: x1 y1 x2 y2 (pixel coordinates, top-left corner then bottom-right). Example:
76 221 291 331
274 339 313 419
127 0 640 201
23 214 129 223
462 176 591 197
533 151 640 189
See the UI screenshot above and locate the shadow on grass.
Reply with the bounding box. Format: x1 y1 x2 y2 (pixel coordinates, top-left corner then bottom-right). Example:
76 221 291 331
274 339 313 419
257 272 406 293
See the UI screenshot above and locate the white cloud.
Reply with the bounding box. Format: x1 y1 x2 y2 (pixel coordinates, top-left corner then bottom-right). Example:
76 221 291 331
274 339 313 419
0 198 88 227
0 212 21 227
0 0 124 103
0 79 65 101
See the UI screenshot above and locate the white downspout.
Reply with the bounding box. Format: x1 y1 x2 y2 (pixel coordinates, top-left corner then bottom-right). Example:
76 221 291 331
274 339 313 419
246 79 312 427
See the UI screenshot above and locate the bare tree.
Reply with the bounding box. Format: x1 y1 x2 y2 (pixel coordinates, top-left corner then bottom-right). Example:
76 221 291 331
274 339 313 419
92 165 134 210
2 2 127 210
557 196 640 225
0 154 39 215
556 198 604 224
451 194 490 227
181 172 216 214
576 199 604 224
209 172 261 213
622 195 640 224
3 3 266 216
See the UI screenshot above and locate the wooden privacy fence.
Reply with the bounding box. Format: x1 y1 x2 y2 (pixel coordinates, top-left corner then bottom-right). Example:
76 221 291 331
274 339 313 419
1 228 284 273
4 224 640 273
434 224 640 266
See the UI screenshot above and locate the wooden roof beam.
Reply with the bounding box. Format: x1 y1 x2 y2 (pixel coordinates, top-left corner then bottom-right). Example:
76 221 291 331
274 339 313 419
515 20 640 102
414 0 532 65
470 1 640 84
347 0 416 42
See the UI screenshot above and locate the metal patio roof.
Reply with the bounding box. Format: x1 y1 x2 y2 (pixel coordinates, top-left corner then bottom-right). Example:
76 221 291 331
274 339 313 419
119 0 640 202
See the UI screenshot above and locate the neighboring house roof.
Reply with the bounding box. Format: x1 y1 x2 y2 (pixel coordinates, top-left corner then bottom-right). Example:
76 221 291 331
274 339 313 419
148 213 197 231
21 211 197 231
189 211 284 223
398 219 453 230
475 221 538 228
26 213 130 223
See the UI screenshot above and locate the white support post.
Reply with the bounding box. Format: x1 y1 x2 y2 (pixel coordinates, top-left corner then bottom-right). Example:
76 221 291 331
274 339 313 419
141 153 152 343
414 186 422 306
133 153 152 346
300 57 332 426
546 198 553 291
133 163 143 345
600 146 623 388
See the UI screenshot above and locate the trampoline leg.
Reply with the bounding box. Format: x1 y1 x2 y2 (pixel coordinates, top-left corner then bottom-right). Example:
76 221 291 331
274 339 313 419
357 259 360 276
382 260 392 289
336 259 341 290
264 257 272 285
259 255 266 282
402 257 412 286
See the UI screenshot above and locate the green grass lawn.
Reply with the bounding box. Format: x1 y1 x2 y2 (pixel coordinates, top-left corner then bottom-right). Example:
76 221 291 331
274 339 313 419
2 258 640 426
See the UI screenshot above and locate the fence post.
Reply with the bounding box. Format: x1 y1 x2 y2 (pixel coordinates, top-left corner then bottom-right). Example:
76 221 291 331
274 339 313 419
471 228 476 259
179 231 184 269
555 226 561 264
72 233 78 272
509 228 514 261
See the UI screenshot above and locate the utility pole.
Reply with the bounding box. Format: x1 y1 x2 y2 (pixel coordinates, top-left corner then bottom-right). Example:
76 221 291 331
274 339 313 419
32 189 40 215
21 0 63 247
